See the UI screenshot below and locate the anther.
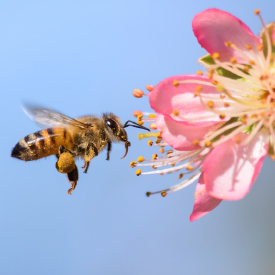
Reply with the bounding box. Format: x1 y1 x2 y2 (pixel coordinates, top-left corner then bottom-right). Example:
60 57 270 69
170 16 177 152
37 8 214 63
257 44 263 51
192 139 200 146
159 148 164 153
173 80 179 87
172 110 179 116
208 69 214 79
224 103 230 108
137 156 145 163
244 66 250 72
133 110 143 117
159 173 164 175
197 70 203 75
161 191 167 197
196 85 203 92
212 52 220 59
136 169 142 176
211 80 218 86
130 161 137 168
220 94 225 99
133 89 144 98
150 123 157 130
230 57 237 64
152 153 158 160
234 136 241 143
205 141 212 147
137 121 144 126
207 101 214 108
151 165 157 169
254 9 260 15
241 117 247 124
148 140 153 146
148 114 157 118
178 173 183 179
219 114 226 119
224 41 232 47
249 60 255 65
146 84 154 92
138 132 160 140
146 192 151 197
137 114 143 121
171 163 175 167
186 166 193 170
245 45 252 50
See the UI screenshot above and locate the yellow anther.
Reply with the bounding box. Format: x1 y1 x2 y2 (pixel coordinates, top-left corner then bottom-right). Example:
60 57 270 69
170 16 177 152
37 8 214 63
146 192 151 197
171 163 175 167
166 150 173 156
244 66 250 72
159 173 164 175
136 169 142 176
173 80 179 87
230 57 237 64
257 44 263 51
207 101 214 108
212 52 220 59
224 41 232 47
133 110 143 117
138 132 161 140
235 136 241 143
219 114 226 120
152 153 158 160
161 191 167 197
137 121 144 126
224 103 230 108
241 117 247 124
197 70 203 75
245 45 252 50
208 69 214 79
186 166 193 170
146 84 154 92
151 165 157 169
159 148 164 153
172 110 179 116
211 80 218 86
230 43 236 49
254 9 260 15
137 114 143 121
220 94 225 99
178 173 184 179
196 85 203 92
249 59 255 65
148 114 157 118
130 161 137 168
192 139 200 146
251 114 258 119
148 140 153 146
137 156 145 163
260 74 268 81
205 141 212 147
194 92 199 97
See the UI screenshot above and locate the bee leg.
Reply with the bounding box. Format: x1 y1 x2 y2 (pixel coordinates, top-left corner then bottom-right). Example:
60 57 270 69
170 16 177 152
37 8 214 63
66 166 79 194
83 161 90 174
82 143 98 174
56 145 73 158
56 147 76 174
106 142 112 161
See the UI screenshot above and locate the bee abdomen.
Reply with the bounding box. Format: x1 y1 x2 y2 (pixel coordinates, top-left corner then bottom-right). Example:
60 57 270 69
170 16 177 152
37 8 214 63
11 128 74 161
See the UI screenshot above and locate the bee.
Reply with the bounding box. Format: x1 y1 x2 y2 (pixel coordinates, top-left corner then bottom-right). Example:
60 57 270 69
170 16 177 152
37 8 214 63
11 106 149 194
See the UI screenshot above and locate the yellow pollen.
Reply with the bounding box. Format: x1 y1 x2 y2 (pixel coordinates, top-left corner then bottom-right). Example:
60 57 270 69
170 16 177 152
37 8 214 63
224 103 230 108
159 148 164 153
205 141 212 147
150 123 157 130
148 140 153 146
178 173 184 179
186 166 193 170
161 191 167 197
254 9 260 15
138 132 160 140
148 114 157 118
245 45 252 50
249 60 255 65
171 163 175 167
173 80 179 87
137 121 144 126
133 110 143 117
137 156 145 163
137 114 143 121
197 70 203 75
241 118 247 124
211 80 218 86
192 139 200 146
133 89 144 98
152 153 158 160
244 65 250 72
166 150 173 156
257 44 263 51
224 41 232 47
146 84 154 92
151 165 157 169
212 52 220 59
130 161 137 168
230 57 237 64
146 192 151 197
219 114 226 119
207 101 214 108
172 110 179 116
136 169 142 176
196 85 203 92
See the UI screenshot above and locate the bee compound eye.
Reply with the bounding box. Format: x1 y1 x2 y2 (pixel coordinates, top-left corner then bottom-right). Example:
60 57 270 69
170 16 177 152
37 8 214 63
105 119 117 131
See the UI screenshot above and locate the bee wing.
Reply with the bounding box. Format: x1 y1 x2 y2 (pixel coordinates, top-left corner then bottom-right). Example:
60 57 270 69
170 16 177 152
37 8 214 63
23 105 91 129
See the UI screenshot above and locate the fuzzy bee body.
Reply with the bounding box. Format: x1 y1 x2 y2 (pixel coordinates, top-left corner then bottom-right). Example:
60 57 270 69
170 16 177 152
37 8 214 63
11 107 148 194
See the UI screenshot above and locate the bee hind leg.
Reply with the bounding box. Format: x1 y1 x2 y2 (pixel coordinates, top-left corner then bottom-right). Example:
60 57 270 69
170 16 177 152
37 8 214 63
82 161 90 174
67 166 79 194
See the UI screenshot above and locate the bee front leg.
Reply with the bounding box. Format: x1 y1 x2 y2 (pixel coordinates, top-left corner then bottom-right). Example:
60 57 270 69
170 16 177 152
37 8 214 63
67 166 79 194
106 142 112 161
83 143 98 174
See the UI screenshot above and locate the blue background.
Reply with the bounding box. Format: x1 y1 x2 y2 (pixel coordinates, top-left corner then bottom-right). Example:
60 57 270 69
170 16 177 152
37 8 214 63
1 0 275 274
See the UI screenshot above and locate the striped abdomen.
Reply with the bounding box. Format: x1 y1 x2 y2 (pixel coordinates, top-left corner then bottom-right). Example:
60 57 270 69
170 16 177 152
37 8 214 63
11 127 74 161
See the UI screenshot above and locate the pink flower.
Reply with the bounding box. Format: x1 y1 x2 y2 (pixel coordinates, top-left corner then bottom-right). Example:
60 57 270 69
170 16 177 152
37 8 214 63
133 8 275 221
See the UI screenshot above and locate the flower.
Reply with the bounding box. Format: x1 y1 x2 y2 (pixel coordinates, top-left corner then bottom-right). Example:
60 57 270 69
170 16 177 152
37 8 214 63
133 8 275 221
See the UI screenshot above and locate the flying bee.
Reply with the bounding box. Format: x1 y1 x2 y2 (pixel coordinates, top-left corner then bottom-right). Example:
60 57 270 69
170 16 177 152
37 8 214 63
11 106 150 194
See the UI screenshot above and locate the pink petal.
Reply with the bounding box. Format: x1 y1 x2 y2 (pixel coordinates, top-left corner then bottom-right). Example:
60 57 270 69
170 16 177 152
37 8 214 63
204 129 269 200
192 8 262 62
190 172 222 222
149 74 224 126
156 114 223 151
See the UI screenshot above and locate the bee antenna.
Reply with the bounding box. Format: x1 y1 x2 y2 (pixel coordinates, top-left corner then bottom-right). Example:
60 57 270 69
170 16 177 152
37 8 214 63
123 120 150 132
